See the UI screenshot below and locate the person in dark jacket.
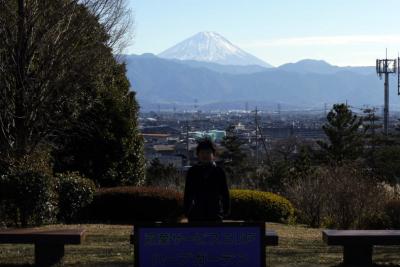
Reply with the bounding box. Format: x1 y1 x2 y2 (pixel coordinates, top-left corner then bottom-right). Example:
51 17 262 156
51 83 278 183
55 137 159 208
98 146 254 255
184 138 230 222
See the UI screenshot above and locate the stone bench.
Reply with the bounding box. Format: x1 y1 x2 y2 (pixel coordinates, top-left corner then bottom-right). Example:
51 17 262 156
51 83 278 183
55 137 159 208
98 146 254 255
0 228 86 267
322 229 400 266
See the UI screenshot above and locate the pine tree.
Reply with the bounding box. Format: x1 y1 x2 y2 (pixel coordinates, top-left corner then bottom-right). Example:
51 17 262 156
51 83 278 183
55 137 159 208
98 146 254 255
361 107 384 171
220 125 249 185
291 145 315 181
145 158 180 188
318 104 363 165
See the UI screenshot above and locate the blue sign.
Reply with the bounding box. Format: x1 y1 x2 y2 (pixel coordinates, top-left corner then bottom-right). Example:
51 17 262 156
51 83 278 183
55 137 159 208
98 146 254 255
134 223 265 267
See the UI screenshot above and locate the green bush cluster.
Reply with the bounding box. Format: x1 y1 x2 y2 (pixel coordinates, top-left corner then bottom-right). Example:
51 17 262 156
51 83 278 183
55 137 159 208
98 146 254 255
0 170 57 227
0 169 96 227
227 189 295 223
1 172 296 226
385 199 400 228
56 172 96 223
83 186 184 223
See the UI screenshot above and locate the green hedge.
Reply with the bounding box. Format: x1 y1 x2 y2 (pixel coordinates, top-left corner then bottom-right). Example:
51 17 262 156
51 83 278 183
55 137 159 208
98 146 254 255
227 189 295 223
83 186 184 223
83 187 294 224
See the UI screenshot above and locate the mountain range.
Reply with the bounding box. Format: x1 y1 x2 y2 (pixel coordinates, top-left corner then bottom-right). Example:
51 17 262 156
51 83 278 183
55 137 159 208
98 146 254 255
122 32 394 111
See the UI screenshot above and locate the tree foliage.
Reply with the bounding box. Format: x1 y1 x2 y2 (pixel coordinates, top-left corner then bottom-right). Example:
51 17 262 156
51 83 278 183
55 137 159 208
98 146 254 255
318 103 363 164
220 125 250 186
145 158 181 189
0 0 144 185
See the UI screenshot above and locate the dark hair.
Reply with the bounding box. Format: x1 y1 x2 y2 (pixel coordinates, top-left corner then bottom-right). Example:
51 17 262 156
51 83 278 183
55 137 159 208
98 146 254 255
196 138 216 155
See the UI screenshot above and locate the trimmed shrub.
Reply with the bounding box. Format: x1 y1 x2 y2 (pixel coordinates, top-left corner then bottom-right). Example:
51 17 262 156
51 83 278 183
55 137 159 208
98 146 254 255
385 199 400 228
56 172 96 223
83 186 183 223
227 189 295 223
0 171 57 226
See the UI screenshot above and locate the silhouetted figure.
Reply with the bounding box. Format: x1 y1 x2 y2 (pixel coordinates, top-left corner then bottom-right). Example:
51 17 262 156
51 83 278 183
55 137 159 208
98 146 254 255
184 138 230 222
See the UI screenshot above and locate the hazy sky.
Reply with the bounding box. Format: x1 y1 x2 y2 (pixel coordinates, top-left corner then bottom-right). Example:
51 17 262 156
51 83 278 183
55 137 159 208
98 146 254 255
125 0 400 67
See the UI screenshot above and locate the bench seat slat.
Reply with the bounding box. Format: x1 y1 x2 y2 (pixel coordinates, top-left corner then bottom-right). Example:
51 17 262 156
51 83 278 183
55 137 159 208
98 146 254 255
323 230 400 246
0 229 86 245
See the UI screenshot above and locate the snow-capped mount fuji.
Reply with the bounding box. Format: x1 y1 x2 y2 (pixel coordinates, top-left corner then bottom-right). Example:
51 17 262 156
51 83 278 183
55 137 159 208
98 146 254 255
158 31 272 67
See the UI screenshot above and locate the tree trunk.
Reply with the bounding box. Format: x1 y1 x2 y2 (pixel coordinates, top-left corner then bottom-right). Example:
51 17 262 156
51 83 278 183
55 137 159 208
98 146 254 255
15 0 27 158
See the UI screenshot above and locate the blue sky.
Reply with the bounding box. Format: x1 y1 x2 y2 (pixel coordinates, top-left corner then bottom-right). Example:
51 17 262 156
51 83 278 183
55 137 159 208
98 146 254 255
125 0 400 66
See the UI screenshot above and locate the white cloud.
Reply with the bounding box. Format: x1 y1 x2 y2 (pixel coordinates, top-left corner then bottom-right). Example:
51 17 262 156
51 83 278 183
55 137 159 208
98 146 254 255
240 35 400 47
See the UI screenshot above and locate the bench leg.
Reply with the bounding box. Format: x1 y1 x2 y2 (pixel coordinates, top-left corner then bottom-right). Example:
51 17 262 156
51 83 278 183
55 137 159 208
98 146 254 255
35 243 65 267
343 245 373 266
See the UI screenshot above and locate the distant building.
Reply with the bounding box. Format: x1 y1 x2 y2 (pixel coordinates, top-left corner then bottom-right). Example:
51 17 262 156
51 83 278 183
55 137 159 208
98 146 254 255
261 127 325 140
141 133 170 144
140 125 180 135
234 122 246 131
188 130 226 142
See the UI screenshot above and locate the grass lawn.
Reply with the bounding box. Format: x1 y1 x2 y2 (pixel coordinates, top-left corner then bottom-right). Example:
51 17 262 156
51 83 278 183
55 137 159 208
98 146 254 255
0 223 399 266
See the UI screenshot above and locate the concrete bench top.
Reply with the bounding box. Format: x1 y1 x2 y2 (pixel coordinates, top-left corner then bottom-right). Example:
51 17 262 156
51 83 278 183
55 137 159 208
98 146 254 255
264 230 279 245
0 228 86 244
130 226 279 246
323 229 400 246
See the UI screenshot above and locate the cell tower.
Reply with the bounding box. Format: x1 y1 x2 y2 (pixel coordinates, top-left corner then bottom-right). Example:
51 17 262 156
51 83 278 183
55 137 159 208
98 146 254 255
376 50 400 134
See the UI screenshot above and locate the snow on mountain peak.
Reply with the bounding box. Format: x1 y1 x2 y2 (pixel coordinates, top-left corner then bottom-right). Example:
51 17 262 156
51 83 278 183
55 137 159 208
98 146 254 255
158 31 272 67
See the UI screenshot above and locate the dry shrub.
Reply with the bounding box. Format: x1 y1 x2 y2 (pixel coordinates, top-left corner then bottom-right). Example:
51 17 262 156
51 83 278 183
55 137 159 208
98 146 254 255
285 164 390 229
323 165 389 229
284 168 326 227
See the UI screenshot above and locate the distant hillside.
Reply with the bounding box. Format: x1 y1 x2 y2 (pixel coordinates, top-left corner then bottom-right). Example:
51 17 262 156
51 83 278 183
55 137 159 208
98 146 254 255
279 59 375 75
123 54 390 111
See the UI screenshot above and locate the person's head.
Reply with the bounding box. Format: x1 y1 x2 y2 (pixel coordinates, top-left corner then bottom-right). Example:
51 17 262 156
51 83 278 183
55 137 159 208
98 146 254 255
196 138 216 163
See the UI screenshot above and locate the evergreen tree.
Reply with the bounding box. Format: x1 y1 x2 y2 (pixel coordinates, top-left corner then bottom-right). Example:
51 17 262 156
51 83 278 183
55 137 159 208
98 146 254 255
318 104 363 165
290 145 315 181
361 108 384 171
145 158 181 188
220 125 249 186
53 63 145 186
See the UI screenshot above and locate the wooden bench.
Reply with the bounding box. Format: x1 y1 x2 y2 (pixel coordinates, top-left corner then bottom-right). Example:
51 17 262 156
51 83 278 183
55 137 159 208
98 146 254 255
322 229 400 266
130 226 279 246
0 228 86 267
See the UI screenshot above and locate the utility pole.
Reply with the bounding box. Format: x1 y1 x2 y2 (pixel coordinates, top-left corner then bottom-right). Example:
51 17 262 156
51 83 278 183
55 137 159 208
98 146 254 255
186 120 190 166
398 52 400 96
255 107 259 168
277 103 281 121
245 101 250 123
